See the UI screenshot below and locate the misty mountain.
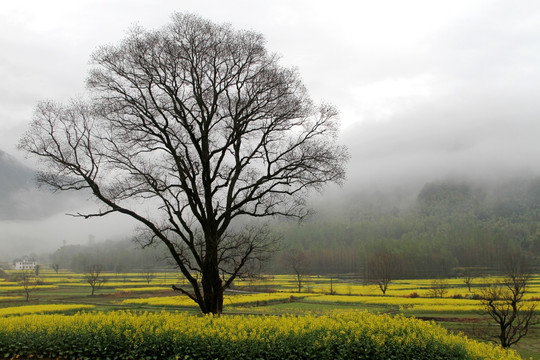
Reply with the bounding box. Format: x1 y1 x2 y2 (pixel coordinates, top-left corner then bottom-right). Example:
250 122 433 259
0 149 35 219
0 149 83 220
273 176 540 276
0 149 34 193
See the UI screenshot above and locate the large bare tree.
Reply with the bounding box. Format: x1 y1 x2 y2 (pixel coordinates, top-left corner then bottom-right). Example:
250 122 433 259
19 14 348 314
479 256 537 348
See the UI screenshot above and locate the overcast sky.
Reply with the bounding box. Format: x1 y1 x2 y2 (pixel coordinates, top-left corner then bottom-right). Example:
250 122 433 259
1 0 540 256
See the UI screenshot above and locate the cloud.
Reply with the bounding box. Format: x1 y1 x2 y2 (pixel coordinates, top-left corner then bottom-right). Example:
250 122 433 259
342 85 540 191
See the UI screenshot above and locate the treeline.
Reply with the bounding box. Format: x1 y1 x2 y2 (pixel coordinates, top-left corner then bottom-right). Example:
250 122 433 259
48 177 540 278
271 177 540 278
50 240 174 273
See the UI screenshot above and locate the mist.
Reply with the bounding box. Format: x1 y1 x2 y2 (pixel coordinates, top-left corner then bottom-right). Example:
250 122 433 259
2 1 540 261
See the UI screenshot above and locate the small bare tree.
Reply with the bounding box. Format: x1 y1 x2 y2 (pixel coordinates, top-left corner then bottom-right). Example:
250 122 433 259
367 251 401 295
479 257 537 348
428 279 449 298
461 269 475 292
141 267 156 284
85 265 107 296
34 264 41 277
51 263 60 274
283 249 310 293
18 270 39 302
328 275 336 295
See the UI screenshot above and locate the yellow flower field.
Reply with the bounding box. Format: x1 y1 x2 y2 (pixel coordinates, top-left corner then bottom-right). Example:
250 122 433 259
122 292 319 307
308 294 484 312
0 310 521 360
56 281 155 287
0 304 94 316
0 285 58 292
117 286 172 292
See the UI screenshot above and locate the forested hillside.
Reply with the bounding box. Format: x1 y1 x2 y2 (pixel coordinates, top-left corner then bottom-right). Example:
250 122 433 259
49 240 171 273
272 177 540 277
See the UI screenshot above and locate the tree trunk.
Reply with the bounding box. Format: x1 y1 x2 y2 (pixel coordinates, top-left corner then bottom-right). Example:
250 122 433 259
201 233 224 314
201 266 223 314
500 323 509 348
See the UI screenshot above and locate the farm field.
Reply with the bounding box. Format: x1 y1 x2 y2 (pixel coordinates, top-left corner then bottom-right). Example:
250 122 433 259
0 269 538 359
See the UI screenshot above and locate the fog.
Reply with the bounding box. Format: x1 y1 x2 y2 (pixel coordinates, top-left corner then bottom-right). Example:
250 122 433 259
1 1 540 260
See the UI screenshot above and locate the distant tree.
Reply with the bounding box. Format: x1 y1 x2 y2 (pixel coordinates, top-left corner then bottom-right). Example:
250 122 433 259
283 249 310 293
328 275 336 295
461 269 475 292
51 263 60 273
34 264 41 277
18 270 39 302
19 13 347 314
85 265 107 296
428 279 449 298
141 267 156 284
367 251 401 295
114 263 126 275
479 256 537 348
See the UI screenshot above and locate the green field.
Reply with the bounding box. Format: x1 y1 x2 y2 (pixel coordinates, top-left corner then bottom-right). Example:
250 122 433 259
0 269 538 359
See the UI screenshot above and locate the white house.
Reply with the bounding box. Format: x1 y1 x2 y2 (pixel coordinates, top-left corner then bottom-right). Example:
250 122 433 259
13 256 37 270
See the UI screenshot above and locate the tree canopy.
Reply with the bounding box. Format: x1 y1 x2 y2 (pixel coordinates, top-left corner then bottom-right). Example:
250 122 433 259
19 13 348 314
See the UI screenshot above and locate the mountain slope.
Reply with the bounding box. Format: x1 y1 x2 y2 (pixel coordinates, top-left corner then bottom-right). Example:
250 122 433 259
0 149 83 220
0 149 34 193
0 150 36 219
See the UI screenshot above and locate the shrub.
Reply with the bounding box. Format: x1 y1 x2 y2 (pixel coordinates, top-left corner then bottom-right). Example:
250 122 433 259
404 292 420 298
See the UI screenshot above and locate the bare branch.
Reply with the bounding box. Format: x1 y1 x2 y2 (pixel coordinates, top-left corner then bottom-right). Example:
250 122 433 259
18 13 347 314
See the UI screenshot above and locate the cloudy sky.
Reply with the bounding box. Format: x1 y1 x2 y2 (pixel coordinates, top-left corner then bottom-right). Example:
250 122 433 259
1 0 540 256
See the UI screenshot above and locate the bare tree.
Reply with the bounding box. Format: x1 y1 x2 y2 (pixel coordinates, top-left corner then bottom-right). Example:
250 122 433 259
85 265 107 296
51 263 60 274
141 267 156 284
18 14 347 314
328 275 336 295
479 257 537 348
367 251 401 295
283 249 310 293
428 279 449 298
17 270 39 302
461 269 475 292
